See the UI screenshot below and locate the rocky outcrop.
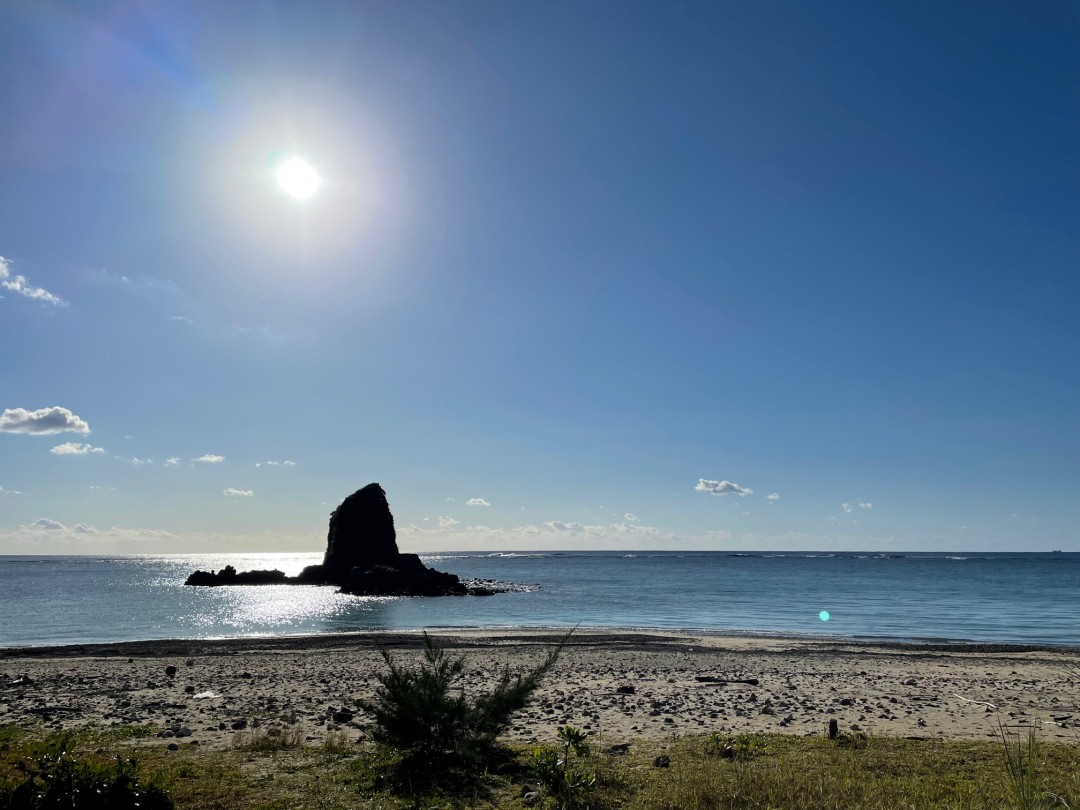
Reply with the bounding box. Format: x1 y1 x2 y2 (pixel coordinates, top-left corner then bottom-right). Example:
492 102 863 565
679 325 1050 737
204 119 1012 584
294 483 402 587
185 483 509 597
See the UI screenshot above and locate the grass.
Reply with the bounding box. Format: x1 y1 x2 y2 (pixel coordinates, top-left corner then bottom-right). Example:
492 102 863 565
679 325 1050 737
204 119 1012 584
1 723 1077 809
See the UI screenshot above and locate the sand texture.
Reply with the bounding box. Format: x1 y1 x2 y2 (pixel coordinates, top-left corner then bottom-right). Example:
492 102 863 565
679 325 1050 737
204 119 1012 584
2 631 1077 750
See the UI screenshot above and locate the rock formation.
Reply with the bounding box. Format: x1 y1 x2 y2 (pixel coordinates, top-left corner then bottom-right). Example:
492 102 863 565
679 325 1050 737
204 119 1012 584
185 483 505 596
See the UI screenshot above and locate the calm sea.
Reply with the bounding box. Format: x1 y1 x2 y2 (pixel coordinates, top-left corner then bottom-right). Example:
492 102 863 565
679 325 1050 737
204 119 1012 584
1 552 1076 648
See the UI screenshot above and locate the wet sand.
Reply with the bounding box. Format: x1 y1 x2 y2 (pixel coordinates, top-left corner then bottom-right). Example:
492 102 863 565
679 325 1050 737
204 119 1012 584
2 631 1077 750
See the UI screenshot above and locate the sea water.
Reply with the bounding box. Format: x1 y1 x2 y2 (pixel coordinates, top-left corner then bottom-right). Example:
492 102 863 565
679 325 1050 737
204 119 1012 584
0 551 1076 647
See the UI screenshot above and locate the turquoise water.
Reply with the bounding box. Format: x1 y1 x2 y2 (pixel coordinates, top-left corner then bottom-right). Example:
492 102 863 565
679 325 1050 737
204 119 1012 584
1 551 1077 647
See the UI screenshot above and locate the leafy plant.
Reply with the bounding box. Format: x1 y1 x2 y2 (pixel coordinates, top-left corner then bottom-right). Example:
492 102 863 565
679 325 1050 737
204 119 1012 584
0 731 172 809
360 630 569 790
532 726 597 809
703 731 768 761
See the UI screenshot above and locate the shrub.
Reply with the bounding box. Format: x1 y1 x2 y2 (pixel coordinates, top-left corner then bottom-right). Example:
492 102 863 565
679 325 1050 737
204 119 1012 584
703 731 768 761
360 630 569 789
532 725 597 809
0 732 172 809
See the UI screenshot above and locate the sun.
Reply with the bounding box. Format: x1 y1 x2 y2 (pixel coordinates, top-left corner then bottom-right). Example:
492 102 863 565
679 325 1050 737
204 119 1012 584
275 157 321 200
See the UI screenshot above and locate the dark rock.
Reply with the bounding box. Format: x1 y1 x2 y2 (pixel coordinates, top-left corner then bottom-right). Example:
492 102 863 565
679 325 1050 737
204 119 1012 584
184 483 522 597
653 755 671 768
607 743 631 755
231 719 247 730
331 710 354 724
185 566 291 587
165 666 177 677
323 483 399 579
616 684 636 695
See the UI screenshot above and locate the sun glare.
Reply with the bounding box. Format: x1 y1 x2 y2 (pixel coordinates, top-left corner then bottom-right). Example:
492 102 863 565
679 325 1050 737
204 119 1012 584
276 157 321 200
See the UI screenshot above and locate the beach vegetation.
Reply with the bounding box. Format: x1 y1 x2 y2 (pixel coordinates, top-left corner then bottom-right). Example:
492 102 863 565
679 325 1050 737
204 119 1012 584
359 630 570 792
531 725 598 808
0 724 1077 808
704 731 769 761
233 724 305 752
0 731 172 810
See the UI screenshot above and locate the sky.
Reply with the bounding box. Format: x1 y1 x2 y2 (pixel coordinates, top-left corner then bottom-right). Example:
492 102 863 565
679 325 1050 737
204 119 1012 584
1 1 1077 554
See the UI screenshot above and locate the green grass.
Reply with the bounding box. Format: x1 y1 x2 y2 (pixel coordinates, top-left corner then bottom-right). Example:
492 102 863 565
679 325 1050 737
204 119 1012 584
0 726 1076 809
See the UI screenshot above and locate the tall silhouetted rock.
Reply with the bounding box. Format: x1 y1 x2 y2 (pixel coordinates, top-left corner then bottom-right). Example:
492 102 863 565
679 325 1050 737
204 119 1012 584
185 482 511 596
325 483 400 573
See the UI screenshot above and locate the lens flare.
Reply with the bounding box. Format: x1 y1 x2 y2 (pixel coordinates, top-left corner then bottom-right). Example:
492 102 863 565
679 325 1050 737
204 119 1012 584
819 610 831 622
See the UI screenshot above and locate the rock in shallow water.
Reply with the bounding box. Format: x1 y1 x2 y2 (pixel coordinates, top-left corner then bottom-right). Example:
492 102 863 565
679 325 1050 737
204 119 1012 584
184 483 520 597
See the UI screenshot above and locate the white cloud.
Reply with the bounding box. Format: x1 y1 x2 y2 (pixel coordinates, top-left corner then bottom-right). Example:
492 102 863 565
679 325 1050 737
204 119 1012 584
165 457 180 467
89 485 115 491
30 518 66 531
0 256 66 306
0 406 90 435
859 502 874 510
283 460 296 466
72 523 99 534
194 454 225 463
223 488 253 497
50 442 106 455
624 512 639 522
256 460 296 467
842 503 855 513
466 498 491 507
1 486 26 496
766 493 781 501
437 516 460 530
695 478 753 497
114 456 151 466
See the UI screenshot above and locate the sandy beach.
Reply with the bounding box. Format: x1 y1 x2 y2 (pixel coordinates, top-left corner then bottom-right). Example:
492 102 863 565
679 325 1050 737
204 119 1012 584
2 631 1077 750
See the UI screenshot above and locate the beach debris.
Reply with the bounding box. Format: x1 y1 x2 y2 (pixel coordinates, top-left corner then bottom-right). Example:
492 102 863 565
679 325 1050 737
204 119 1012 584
695 675 760 686
192 691 218 700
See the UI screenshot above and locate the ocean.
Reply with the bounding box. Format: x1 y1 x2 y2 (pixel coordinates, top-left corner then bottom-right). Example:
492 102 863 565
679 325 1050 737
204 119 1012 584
1 551 1076 648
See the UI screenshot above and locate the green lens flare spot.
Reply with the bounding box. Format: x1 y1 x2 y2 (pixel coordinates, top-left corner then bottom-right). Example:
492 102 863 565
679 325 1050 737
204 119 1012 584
819 611 830 622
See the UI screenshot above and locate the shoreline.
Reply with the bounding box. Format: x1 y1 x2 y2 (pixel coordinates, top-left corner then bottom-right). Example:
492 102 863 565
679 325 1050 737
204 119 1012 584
2 629 1077 748
3 626 1077 659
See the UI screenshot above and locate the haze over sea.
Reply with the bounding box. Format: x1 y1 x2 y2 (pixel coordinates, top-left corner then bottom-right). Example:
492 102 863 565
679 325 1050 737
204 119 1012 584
2 551 1076 649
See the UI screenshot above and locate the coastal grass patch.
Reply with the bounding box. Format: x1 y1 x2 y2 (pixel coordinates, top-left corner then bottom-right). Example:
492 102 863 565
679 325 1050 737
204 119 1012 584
0 725 1077 809
616 733 1080 810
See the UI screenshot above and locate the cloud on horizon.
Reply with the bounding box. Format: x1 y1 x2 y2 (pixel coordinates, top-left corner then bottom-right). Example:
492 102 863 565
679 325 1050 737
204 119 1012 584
194 454 225 464
223 488 253 497
766 492 781 501
0 256 66 306
695 478 753 497
50 442 106 455
466 498 491 506
0 406 90 435
1 486 26 496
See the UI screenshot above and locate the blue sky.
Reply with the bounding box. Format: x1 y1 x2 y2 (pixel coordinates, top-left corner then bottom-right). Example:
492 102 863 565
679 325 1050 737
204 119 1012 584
1 1 1077 554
